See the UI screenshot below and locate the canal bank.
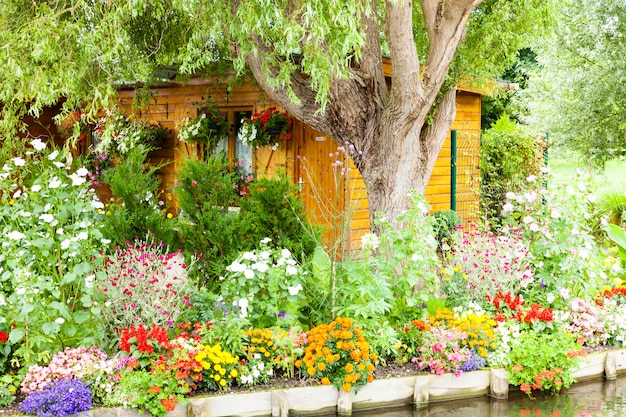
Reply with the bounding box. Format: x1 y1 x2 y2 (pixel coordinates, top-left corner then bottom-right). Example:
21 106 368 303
79 348 626 417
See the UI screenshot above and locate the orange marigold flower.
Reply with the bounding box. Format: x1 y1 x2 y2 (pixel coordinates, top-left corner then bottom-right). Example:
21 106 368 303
307 367 317 376
160 397 177 412
520 383 531 393
295 359 303 368
367 374 374 383
148 386 161 394
321 377 331 385
367 363 375 372
342 382 352 392
345 363 354 373
317 362 327 371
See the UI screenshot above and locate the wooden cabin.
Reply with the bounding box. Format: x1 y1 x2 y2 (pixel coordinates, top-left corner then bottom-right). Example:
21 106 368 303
21 64 482 250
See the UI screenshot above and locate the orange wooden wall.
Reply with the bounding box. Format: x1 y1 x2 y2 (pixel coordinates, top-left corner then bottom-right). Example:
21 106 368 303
80 76 481 250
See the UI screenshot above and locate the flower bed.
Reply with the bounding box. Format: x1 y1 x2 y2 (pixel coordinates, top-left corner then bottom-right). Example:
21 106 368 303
24 349 623 417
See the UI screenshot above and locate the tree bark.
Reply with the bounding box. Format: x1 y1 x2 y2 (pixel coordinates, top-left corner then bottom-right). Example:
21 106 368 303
238 0 481 228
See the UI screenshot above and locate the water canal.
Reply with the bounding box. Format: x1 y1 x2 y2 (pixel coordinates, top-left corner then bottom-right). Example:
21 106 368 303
348 376 626 417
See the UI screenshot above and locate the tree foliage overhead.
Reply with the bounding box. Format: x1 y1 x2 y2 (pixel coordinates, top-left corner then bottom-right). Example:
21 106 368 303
522 0 626 166
1 0 553 222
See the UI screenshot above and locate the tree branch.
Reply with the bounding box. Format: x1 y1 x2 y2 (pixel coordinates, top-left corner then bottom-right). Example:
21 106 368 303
385 0 424 109
421 0 482 98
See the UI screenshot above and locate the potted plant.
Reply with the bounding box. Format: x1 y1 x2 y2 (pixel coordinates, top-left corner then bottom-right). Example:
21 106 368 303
177 99 231 155
93 110 171 156
237 106 292 150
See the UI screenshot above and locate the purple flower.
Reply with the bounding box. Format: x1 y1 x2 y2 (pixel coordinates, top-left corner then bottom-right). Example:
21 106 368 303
19 379 92 417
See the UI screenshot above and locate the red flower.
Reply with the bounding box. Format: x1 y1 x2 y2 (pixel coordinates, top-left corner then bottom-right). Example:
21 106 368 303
160 397 177 412
0 331 8 343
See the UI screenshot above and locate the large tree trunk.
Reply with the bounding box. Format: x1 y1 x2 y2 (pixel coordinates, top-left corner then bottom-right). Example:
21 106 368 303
239 0 481 228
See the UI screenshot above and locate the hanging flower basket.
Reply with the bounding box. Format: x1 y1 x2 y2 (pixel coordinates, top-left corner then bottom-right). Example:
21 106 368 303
238 107 292 150
177 98 231 155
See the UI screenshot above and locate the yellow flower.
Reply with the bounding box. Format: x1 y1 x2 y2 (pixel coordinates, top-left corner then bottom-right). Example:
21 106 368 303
167 213 173 219
462 274 468 280
219 379 227 387
453 266 461 272
321 377 331 385
614 278 623 287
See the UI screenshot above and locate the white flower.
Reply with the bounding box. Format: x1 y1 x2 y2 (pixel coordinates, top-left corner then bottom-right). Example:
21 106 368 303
242 251 257 261
285 265 298 276
529 223 540 232
287 283 303 296
234 298 249 318
361 232 380 251
550 209 561 219
578 248 590 259
91 200 104 210
48 150 59 160
31 184 42 192
55 317 65 325
523 216 533 224
566 186 575 196
13 190 21 199
101 238 111 245
560 287 570 300
76 167 89 177
586 194 596 203
524 192 538 203
53 161 65 169
540 166 550 174
69 173 86 186
60 239 71 250
251 262 269 273
260 237 272 244
259 251 271 260
244 269 255 279
227 261 247 273
85 275 95 288
505 192 516 199
31 138 47 151
15 287 27 295
56 228 64 235
546 293 555 304
281 248 292 259
526 175 537 183
12 157 26 167
502 203 514 214
49 178 62 189
39 213 54 223
7 231 26 240
77 232 88 240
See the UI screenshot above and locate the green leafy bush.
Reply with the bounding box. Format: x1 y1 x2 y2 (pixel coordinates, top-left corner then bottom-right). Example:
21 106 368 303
0 140 106 372
175 154 244 287
101 145 179 248
239 175 319 262
506 329 585 397
480 114 545 230
431 210 461 251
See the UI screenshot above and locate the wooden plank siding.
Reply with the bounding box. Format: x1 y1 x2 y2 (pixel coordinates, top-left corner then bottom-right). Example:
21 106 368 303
346 90 481 249
37 72 481 253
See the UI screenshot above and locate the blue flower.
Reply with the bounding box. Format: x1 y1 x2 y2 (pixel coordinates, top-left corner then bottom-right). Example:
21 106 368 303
19 379 92 417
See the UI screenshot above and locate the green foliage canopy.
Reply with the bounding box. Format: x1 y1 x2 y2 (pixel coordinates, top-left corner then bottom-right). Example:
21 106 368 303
1 0 552 130
522 0 626 166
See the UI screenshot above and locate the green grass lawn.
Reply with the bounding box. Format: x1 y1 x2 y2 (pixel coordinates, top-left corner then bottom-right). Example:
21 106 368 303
549 158 626 196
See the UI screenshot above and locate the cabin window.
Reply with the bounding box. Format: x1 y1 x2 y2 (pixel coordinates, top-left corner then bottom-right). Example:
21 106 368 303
215 108 253 176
